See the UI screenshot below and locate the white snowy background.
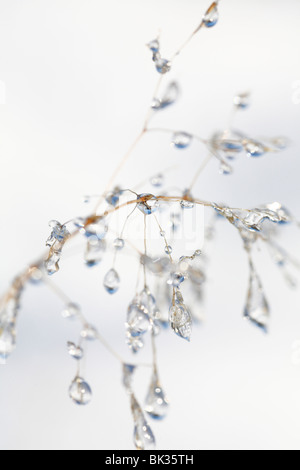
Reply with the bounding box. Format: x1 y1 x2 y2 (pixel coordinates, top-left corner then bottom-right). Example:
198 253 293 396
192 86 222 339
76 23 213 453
0 0 300 450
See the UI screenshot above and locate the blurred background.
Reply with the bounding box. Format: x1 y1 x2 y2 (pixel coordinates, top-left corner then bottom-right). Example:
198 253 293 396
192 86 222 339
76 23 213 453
0 0 300 450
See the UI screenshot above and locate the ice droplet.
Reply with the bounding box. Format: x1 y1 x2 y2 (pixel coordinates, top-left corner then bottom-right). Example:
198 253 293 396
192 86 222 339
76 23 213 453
154 56 171 74
219 161 233 175
244 140 265 158
80 324 98 341
45 249 62 275
203 3 219 28
147 38 160 53
69 377 92 405
127 303 151 337
126 328 145 353
46 221 69 247
84 237 106 267
123 363 136 390
0 322 16 361
67 342 84 360
152 82 180 111
244 268 269 332
131 394 156 450
104 268 120 294
137 194 159 215
169 304 192 341
145 370 170 420
172 131 193 149
164 245 173 255
113 238 125 250
234 92 251 109
62 303 81 320
150 173 164 188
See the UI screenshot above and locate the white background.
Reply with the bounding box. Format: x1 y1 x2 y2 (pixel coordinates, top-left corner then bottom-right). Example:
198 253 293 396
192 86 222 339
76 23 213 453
0 0 300 450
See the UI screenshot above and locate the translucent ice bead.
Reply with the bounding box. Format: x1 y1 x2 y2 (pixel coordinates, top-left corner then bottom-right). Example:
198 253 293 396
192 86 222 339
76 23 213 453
67 342 84 360
127 303 151 337
137 194 159 215
172 131 193 149
154 57 171 74
62 303 81 320
80 324 98 341
131 395 156 450
203 3 219 28
145 370 170 420
104 268 120 294
69 377 92 405
244 140 265 158
234 92 251 109
169 304 192 341
84 237 106 267
113 238 125 250
0 322 16 361
150 173 164 188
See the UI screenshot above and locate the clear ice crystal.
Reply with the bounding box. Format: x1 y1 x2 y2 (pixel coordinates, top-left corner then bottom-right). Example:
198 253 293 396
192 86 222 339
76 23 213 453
219 161 233 175
84 237 106 267
137 194 159 215
80 324 98 341
69 377 92 405
126 328 145 353
172 131 193 149
46 221 69 247
169 304 192 341
0 321 16 361
123 363 136 390
152 82 180 110
105 187 122 207
113 238 125 250
75 216 108 240
150 173 164 187
45 249 62 275
244 268 269 332
147 39 160 53
203 3 219 28
167 272 185 288
67 342 84 360
164 245 173 255
234 92 251 109
154 55 171 74
244 140 266 158
145 369 170 420
131 394 156 450
104 268 120 294
62 302 81 320
127 303 151 337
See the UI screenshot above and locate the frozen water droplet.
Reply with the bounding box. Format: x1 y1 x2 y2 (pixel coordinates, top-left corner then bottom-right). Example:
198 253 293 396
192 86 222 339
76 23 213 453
169 304 192 341
262 202 292 224
46 221 69 247
172 131 193 149
123 363 136 390
131 395 156 450
160 230 166 237
234 92 251 109
126 329 145 353
165 245 173 255
29 267 43 285
114 238 125 250
270 136 289 150
155 57 171 74
150 173 164 188
105 187 122 207
62 303 81 320
220 140 244 153
0 322 16 361
219 161 233 175
203 3 219 28
69 377 92 405
104 268 120 294
67 342 84 360
84 237 106 267
137 194 159 215
167 272 185 288
80 324 98 341
127 303 151 337
244 269 269 332
244 140 265 158
147 39 160 53
145 370 170 420
180 199 195 209
45 250 61 275
75 216 108 239
152 82 180 110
